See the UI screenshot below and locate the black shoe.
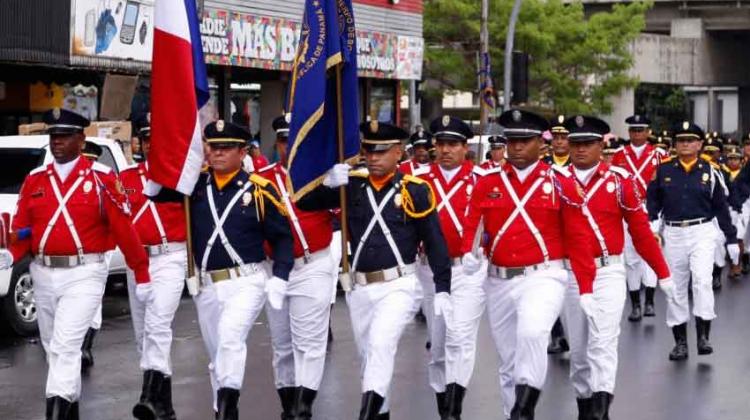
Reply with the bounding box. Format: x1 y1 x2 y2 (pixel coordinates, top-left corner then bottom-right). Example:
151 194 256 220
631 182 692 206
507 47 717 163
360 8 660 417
510 385 540 420
627 291 642 322
643 287 656 317
46 396 72 420
589 392 612 420
742 254 750 274
442 383 466 420
358 391 385 420
696 318 714 355
216 388 240 420
576 397 592 420
291 387 317 420
68 401 79 420
160 376 176 420
80 327 97 372
376 414 390 420
669 323 689 361
415 309 427 323
133 370 167 420
435 392 447 418
277 387 296 420
712 265 722 290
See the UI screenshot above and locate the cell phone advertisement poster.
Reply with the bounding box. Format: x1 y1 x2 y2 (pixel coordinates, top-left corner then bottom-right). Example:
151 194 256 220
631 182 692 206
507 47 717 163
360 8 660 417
71 0 154 62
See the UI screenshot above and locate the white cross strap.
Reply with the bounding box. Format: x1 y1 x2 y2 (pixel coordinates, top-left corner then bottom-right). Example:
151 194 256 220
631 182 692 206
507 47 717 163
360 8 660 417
351 186 407 273
488 171 549 263
275 170 311 259
434 178 466 237
624 149 654 191
38 171 87 260
200 180 252 275
579 172 612 260
132 173 169 248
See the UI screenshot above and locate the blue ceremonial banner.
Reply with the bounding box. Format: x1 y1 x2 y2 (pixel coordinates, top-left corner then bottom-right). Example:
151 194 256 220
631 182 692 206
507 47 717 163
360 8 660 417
287 0 360 202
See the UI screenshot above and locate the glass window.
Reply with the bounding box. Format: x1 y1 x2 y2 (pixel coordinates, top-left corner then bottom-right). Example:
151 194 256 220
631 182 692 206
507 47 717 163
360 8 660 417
0 148 46 194
370 81 396 123
97 146 119 174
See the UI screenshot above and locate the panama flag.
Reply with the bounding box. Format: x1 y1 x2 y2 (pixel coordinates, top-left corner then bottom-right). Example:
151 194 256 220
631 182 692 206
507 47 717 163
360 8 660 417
148 0 209 195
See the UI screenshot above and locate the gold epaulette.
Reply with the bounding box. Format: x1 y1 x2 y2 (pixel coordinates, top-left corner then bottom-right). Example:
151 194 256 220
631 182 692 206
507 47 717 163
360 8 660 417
249 174 287 219
201 164 209 173
400 176 435 219
708 160 720 170
402 174 426 185
660 156 674 164
249 173 271 188
350 169 368 178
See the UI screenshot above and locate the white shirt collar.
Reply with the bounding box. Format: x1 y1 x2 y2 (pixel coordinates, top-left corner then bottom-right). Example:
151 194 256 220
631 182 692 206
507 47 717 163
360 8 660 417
631 143 647 158
439 165 461 183
53 156 81 183
512 161 539 183
573 165 598 186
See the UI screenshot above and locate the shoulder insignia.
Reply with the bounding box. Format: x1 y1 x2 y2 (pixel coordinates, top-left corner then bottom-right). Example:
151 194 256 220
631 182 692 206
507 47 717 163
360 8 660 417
201 164 210 173
608 165 631 178
412 166 431 177
403 174 427 185
472 166 488 177
29 166 46 176
91 162 113 174
350 169 369 178
249 173 271 188
550 165 571 178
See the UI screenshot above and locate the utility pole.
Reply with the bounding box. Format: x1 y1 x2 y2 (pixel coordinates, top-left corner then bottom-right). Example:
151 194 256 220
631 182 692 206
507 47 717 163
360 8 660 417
479 0 490 134
503 0 522 111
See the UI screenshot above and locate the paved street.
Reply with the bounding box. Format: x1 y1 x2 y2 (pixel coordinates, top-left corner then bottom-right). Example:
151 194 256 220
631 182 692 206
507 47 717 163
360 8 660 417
1 273 750 420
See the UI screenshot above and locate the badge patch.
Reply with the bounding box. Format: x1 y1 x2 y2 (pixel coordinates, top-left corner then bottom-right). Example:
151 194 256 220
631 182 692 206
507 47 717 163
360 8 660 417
466 184 473 195
512 110 522 122
216 120 225 132
557 115 565 124
285 113 292 123
543 182 553 194
606 182 615 193
242 192 253 206
370 120 379 133
575 115 584 128
83 180 93 193
652 158 657 165
702 173 709 182
52 108 61 120
682 121 690 130
394 193 403 208
442 115 450 127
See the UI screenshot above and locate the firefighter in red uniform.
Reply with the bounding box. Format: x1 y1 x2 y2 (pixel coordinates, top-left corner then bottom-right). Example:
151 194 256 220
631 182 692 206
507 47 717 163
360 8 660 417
0 108 150 419
610 114 667 322
398 127 432 175
257 113 336 419
460 109 597 420
414 115 485 418
562 115 672 420
480 135 506 170
120 113 187 420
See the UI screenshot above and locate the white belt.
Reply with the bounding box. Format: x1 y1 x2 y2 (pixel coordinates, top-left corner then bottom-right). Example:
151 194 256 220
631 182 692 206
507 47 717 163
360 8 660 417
488 259 565 280
144 241 187 257
201 263 262 284
353 263 416 286
293 247 331 270
35 253 106 268
564 254 623 270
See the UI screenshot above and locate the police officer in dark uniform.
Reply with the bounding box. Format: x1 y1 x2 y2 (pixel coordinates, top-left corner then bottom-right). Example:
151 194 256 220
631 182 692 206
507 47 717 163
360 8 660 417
298 121 451 420
647 121 739 361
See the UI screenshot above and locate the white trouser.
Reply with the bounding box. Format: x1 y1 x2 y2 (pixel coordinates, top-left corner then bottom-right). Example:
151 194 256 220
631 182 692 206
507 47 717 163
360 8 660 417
126 247 187 375
485 266 567 418
90 251 114 330
563 264 626 398
416 261 436 344
663 223 717 326
419 261 487 392
194 267 267 408
329 231 342 304
624 228 657 291
347 274 422 414
31 261 108 401
265 249 335 390
713 220 727 267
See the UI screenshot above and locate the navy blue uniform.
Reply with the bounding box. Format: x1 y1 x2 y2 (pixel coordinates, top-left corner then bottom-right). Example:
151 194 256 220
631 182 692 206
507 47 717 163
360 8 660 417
298 171 451 293
647 157 737 244
191 170 294 280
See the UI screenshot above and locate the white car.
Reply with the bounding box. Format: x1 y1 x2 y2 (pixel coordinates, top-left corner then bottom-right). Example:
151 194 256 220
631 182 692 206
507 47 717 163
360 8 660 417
0 135 129 336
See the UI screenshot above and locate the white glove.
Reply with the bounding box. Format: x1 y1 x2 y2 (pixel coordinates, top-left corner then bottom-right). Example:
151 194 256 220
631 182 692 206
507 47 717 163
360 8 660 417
727 243 741 265
0 249 12 270
265 276 288 310
185 275 200 296
322 163 351 188
135 283 154 304
659 277 676 305
649 219 661 235
433 292 453 325
579 293 597 319
462 252 481 275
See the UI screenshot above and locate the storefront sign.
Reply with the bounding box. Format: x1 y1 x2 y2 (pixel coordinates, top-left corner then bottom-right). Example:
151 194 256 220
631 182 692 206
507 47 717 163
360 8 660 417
70 0 154 62
199 8 423 80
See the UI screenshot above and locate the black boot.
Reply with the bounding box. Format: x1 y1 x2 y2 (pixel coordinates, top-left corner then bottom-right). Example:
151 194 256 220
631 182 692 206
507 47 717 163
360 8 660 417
376 414 390 420
435 392 447 418
510 385 541 420
547 319 568 354
742 253 750 274
358 391 385 420
277 387 296 420
216 388 240 420
68 401 79 420
643 287 656 317
46 396 71 420
161 376 176 420
696 317 714 355
576 397 592 420
291 387 317 420
80 327 97 372
589 392 612 420
669 323 689 361
712 265 722 290
627 290 642 322
442 383 466 420
132 370 166 420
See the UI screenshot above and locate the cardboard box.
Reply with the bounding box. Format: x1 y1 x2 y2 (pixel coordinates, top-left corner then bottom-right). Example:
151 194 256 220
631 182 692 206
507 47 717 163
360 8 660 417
17 123 47 135
85 121 134 163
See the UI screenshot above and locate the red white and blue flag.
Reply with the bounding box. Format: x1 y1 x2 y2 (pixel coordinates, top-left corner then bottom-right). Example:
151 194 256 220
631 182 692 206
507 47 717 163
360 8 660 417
148 0 209 195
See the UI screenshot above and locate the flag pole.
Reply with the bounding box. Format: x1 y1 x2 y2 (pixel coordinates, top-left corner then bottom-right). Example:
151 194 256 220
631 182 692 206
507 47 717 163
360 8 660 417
184 195 195 278
335 63 351 276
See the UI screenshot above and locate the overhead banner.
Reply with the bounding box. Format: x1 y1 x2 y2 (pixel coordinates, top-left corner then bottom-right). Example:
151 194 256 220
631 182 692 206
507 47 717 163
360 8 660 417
199 8 423 80
70 0 155 61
